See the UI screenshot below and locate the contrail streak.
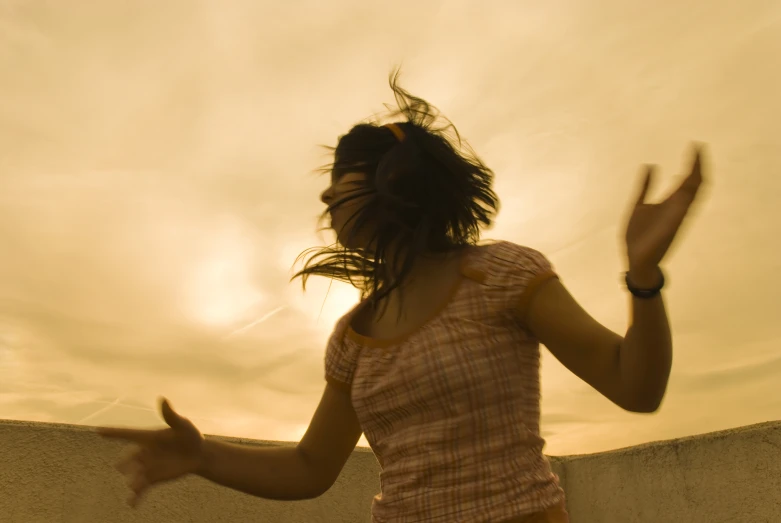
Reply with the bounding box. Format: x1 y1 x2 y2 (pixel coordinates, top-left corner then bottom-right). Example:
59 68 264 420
77 395 126 424
223 306 286 340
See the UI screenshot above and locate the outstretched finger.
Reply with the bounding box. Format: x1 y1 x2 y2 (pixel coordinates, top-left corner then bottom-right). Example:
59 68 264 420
128 485 147 509
160 398 186 428
97 426 158 444
126 463 149 507
160 398 197 434
634 165 655 207
677 143 704 197
115 452 138 475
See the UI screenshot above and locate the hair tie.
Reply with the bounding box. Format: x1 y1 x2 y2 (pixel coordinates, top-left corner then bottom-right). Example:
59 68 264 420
384 123 406 142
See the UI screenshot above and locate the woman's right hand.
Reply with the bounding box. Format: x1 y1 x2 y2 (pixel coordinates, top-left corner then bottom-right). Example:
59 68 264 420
97 398 205 507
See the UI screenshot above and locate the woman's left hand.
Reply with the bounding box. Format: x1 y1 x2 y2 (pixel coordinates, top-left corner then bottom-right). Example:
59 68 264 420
624 143 706 287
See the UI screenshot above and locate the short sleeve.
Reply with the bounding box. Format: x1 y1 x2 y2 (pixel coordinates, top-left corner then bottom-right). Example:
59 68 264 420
482 241 558 321
324 312 360 392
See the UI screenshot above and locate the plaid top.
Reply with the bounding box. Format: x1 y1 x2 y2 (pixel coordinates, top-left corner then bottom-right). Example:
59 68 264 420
325 241 566 523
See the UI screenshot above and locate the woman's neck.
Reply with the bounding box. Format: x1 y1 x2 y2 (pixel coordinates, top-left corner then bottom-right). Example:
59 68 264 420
371 246 465 320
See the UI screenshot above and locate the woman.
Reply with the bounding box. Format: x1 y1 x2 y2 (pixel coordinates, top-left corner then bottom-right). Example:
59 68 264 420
98 71 705 522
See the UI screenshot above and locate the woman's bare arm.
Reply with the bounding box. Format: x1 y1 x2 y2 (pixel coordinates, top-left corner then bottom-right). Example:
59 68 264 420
520 277 671 413
197 383 362 500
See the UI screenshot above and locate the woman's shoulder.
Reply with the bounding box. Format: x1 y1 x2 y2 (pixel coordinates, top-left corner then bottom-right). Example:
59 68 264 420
469 240 552 274
464 240 557 313
328 302 362 343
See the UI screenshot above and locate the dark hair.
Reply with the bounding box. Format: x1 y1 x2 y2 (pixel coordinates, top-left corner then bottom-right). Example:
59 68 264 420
292 69 499 314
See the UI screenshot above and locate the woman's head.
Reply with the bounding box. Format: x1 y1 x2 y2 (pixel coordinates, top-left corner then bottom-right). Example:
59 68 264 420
294 70 499 305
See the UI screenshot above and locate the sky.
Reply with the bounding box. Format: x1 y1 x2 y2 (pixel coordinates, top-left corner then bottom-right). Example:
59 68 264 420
1 0 780 456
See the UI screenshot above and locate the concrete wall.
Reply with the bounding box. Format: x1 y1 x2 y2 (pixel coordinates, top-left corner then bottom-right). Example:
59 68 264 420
1 419 779 523
561 421 781 523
